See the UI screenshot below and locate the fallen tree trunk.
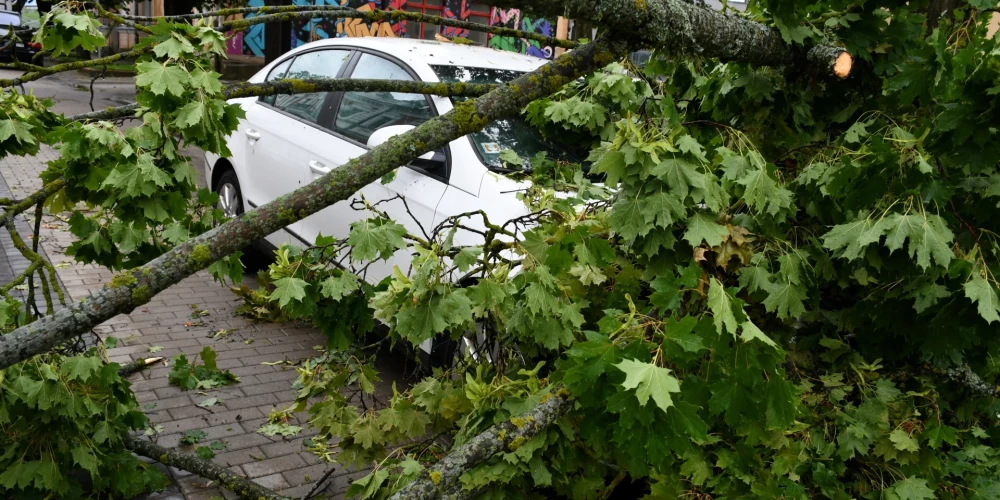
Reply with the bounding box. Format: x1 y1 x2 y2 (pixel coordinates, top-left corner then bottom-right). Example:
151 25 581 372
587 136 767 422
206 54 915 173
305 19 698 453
389 391 574 500
495 0 853 78
0 37 626 371
125 436 290 500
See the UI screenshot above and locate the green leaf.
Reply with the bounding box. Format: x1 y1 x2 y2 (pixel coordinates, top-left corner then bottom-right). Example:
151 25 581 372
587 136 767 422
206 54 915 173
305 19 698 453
653 157 705 200
707 277 738 337
889 428 920 452
152 33 195 59
640 191 686 228
676 135 707 162
886 477 935 500
737 168 794 216
395 291 473 345
348 218 408 262
0 119 36 144
964 274 1000 324
199 346 218 371
454 246 482 273
270 277 310 308
739 318 777 348
173 101 206 129
614 358 681 414
195 446 216 459
683 213 729 247
256 423 304 437
70 446 98 474
319 273 360 301
882 213 954 270
763 281 807 320
60 355 102 382
135 61 189 96
180 429 208 445
593 150 627 187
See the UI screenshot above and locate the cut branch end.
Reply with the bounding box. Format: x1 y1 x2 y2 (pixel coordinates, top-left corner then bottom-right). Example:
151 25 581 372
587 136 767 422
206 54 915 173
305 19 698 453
834 51 853 79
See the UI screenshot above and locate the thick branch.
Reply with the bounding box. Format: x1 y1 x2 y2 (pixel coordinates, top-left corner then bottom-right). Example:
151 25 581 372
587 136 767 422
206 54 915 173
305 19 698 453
224 78 496 100
0 38 625 370
0 178 65 227
389 391 573 500
125 436 290 500
0 45 154 88
67 79 494 123
495 0 852 77
947 364 999 397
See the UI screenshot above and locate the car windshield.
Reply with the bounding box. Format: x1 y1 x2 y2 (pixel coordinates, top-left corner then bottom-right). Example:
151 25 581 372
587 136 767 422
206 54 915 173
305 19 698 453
0 12 21 27
432 65 581 169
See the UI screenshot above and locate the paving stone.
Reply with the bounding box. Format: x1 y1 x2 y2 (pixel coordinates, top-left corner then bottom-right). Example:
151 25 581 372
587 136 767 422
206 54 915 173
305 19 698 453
241 454 307 479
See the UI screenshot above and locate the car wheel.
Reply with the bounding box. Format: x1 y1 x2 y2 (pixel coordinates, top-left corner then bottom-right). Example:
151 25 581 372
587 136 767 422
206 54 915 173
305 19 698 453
215 169 244 219
213 169 272 270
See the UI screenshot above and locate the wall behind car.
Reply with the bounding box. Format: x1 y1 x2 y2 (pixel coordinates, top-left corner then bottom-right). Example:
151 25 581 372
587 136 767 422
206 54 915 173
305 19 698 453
235 0 560 60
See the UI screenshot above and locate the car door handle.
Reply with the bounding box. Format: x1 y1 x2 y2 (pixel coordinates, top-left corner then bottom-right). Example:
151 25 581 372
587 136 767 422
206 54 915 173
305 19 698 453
308 160 330 175
244 129 261 140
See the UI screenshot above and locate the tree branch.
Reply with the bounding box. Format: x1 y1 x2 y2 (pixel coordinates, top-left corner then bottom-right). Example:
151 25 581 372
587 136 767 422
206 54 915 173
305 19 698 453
494 0 853 77
125 436 291 500
0 37 627 370
0 178 66 228
67 79 495 123
389 391 573 500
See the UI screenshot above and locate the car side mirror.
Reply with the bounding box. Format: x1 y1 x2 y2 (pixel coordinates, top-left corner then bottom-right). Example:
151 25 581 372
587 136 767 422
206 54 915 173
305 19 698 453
367 125 434 161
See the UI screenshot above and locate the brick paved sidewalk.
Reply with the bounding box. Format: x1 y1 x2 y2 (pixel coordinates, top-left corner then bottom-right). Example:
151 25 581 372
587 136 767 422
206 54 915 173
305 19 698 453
0 147 375 499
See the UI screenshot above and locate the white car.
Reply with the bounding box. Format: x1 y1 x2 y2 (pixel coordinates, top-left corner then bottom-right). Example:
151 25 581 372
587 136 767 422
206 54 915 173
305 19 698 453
204 38 573 359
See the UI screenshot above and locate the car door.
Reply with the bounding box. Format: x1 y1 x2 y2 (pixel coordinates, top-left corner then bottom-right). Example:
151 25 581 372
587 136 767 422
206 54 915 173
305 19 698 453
242 48 353 247
300 51 446 284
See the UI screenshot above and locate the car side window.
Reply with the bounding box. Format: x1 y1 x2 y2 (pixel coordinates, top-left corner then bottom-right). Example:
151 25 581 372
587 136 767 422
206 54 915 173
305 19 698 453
272 49 352 123
334 53 434 144
259 58 291 106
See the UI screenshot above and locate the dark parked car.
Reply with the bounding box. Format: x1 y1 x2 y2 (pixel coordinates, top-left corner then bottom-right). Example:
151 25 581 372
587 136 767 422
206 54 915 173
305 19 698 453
0 10 40 62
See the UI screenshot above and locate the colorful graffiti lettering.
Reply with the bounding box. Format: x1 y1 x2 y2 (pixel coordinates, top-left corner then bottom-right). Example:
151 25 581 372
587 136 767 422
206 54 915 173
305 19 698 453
441 0 473 38
241 0 407 56
487 8 554 59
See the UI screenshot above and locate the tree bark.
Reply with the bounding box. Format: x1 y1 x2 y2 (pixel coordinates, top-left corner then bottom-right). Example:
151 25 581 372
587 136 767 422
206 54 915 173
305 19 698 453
0 37 627 371
493 0 852 77
125 436 290 500
389 391 573 500
66 79 494 123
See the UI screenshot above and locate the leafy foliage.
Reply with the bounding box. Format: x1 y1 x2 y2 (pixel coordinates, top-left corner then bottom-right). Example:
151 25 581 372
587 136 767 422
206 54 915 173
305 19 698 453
245 2 1000 498
5 1 1000 499
167 346 239 390
0 351 168 498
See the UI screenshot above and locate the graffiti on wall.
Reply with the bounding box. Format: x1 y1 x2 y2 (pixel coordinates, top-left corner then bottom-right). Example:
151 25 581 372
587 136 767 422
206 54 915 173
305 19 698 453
487 8 554 59
239 0 407 56
440 0 474 38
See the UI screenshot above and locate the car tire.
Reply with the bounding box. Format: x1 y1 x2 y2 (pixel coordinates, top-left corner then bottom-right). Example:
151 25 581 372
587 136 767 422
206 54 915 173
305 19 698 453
214 169 270 270
215 169 244 219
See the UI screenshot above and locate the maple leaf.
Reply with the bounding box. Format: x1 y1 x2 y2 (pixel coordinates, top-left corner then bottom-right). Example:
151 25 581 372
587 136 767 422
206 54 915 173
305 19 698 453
739 318 777 348
319 272 360 301
683 213 730 247
135 61 189 96
708 277 738 337
348 218 408 262
964 274 1000 324
270 277 309 307
615 358 681 414
886 477 935 500
763 281 808 320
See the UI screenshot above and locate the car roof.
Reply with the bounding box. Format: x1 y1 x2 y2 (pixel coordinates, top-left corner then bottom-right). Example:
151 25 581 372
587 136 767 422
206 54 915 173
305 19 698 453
288 37 549 74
